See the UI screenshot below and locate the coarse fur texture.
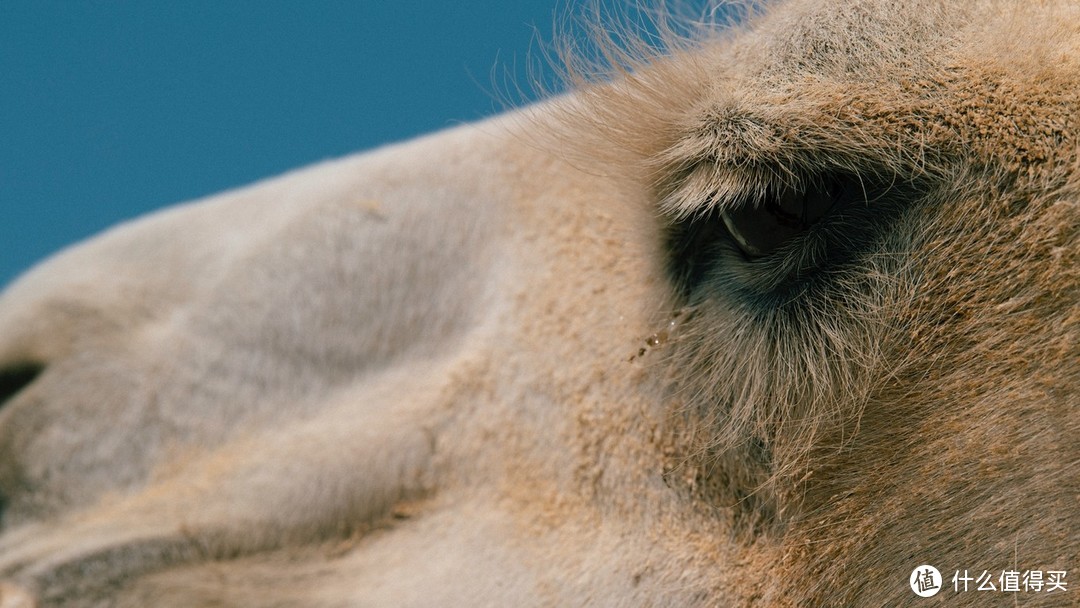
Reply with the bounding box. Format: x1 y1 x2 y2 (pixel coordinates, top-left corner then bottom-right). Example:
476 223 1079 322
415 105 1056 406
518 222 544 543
0 1 1076 606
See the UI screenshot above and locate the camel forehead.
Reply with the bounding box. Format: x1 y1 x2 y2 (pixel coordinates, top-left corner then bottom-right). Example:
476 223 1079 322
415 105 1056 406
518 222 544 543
567 0 1078 225
735 0 1078 74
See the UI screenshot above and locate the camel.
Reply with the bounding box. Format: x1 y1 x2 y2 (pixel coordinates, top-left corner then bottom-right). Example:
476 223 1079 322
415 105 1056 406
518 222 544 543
0 1 1076 605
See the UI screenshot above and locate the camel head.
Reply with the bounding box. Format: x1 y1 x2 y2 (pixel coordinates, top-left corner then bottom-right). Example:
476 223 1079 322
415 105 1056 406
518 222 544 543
0 1 1076 605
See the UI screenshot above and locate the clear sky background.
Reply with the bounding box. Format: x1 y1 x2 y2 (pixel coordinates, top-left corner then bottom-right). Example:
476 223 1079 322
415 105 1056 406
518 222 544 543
0 1 569 288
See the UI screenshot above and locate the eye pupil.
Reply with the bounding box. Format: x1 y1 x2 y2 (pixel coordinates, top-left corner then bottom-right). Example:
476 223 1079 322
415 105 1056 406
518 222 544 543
766 190 808 229
721 178 841 258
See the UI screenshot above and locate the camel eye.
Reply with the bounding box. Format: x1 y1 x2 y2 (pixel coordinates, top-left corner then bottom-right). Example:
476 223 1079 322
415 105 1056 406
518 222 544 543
720 178 841 258
0 362 43 408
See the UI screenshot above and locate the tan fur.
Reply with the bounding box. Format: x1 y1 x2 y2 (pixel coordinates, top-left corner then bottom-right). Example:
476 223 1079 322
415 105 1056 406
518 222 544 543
0 1 1076 606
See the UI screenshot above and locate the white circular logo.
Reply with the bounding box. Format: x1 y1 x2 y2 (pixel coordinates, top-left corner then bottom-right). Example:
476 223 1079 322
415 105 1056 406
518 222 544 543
910 565 942 597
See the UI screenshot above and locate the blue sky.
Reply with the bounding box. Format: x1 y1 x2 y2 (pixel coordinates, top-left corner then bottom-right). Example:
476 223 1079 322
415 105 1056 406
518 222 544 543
0 1 567 287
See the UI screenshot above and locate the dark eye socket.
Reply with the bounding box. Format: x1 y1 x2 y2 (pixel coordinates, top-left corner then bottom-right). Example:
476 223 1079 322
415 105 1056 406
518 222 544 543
721 176 849 259
0 363 44 408
665 171 899 298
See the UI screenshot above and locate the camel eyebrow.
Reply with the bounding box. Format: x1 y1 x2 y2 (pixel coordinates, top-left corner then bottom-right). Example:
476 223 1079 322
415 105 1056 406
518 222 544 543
654 88 931 219
659 156 874 222
657 113 913 220
655 115 833 217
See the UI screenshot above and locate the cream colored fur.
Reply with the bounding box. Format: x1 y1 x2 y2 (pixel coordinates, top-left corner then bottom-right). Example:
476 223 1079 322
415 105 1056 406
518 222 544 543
0 1 1076 606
